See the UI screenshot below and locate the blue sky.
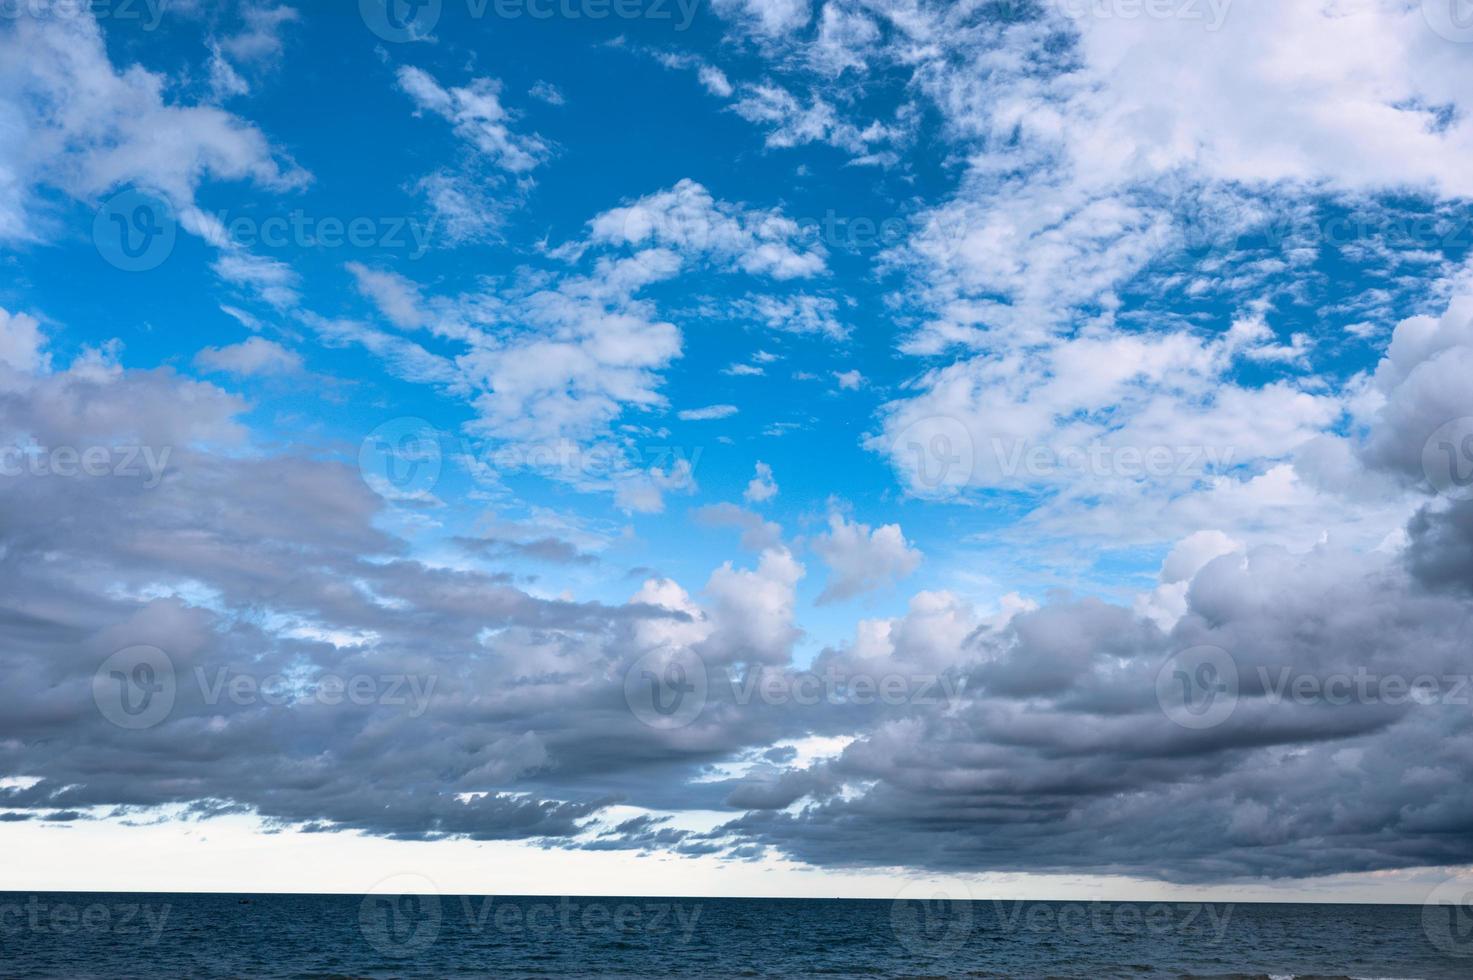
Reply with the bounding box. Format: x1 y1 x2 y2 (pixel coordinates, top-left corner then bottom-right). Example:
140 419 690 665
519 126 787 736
7 0 1473 904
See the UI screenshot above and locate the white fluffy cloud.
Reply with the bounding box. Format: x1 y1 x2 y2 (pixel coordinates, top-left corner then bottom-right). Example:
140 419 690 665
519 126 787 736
586 179 826 280
0 308 49 380
0 7 306 239
812 512 922 604
701 547 806 664
744 461 779 503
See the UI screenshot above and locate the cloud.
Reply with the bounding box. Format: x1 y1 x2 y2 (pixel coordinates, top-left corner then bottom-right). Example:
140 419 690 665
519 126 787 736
210 251 301 309
699 547 805 665
208 3 301 99
194 337 303 377
0 308 50 379
869 310 1346 552
0 348 754 841
711 0 810 36
678 404 739 421
729 82 903 163
529 80 566 105
6 312 1473 885
346 262 427 329
1357 287 1473 482
397 66 550 174
744 461 778 503
412 169 511 245
698 65 734 98
694 502 784 552
812 512 922 604
12 0 1473 896
305 183 826 512
217 3 300 64
585 179 826 280
0 6 307 241
733 294 846 338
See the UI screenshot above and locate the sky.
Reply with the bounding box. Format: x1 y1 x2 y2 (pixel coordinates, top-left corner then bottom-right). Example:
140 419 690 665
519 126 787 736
4 0 1473 906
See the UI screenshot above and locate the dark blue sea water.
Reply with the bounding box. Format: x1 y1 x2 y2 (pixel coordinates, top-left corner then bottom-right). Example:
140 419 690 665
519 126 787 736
1 891 1470 978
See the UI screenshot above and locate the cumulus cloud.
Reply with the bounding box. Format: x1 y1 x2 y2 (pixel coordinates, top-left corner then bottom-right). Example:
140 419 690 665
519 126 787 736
744 461 778 502
5 294 1473 886
0 308 50 378
812 512 922 604
700 547 805 664
0 346 768 842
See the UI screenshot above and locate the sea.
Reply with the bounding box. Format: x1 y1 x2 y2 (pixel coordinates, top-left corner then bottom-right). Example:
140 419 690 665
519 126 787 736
1 892 1470 978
